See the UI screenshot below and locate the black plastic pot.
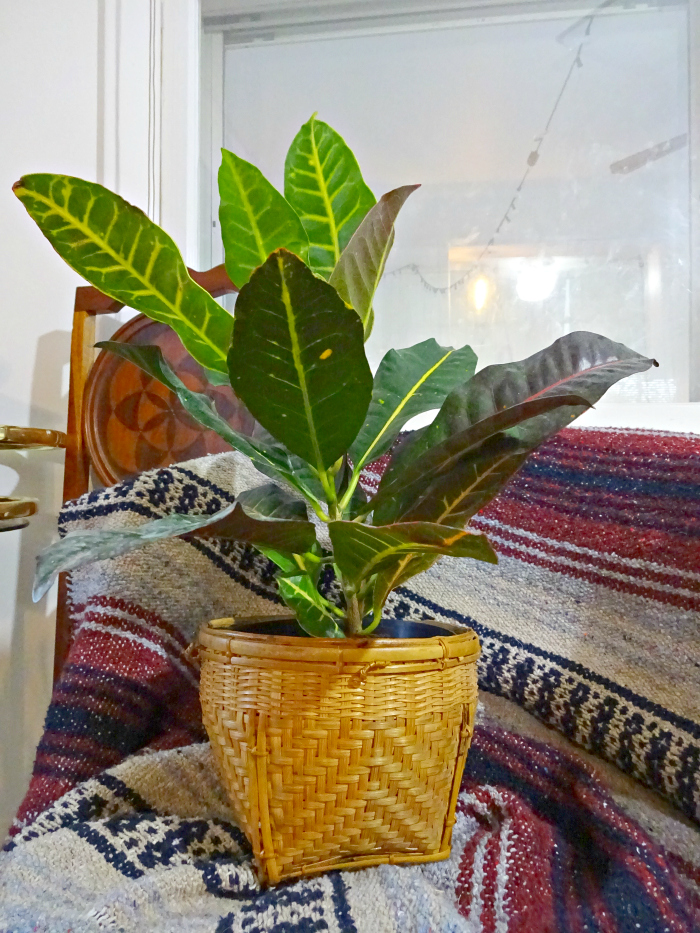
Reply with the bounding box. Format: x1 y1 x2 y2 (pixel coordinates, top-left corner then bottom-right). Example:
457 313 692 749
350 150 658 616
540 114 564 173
225 615 463 640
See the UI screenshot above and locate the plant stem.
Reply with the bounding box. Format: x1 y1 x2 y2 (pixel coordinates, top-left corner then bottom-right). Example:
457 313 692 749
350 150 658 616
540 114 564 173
318 468 340 520
308 498 330 523
338 570 363 635
359 613 381 636
337 468 361 513
345 594 363 635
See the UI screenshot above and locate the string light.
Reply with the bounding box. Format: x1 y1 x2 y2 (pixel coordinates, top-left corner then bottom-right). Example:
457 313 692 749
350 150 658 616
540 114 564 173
386 1 604 294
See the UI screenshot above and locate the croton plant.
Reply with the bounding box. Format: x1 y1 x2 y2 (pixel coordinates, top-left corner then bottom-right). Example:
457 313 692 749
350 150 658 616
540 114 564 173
17 116 656 637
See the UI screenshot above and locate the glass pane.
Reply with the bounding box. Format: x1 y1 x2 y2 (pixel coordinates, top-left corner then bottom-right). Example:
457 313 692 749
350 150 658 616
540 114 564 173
223 4 690 402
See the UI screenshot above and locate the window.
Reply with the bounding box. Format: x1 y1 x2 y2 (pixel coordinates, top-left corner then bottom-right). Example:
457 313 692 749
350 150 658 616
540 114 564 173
202 0 698 422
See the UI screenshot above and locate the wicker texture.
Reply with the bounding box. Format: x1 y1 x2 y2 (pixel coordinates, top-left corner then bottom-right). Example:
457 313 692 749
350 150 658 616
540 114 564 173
198 621 480 885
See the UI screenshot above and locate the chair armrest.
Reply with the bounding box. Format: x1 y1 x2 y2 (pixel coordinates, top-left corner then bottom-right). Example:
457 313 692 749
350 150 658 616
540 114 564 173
0 496 37 532
0 426 68 449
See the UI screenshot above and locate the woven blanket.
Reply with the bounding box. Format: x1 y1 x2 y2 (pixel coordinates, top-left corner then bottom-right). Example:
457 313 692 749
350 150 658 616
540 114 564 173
3 427 699 930
2 721 698 932
18 426 698 825
367 426 700 822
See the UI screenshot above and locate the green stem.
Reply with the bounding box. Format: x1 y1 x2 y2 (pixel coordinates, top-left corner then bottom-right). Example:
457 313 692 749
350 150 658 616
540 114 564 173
315 584 346 619
308 498 330 523
356 576 375 601
359 613 381 636
337 467 361 514
338 570 363 635
318 467 340 519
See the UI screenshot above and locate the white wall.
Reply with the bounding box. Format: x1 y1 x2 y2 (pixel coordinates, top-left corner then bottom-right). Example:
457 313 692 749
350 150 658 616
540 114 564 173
0 0 99 839
0 0 200 836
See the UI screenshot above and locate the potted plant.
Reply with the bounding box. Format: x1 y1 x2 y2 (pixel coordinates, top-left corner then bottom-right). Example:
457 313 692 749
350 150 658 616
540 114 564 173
16 115 655 884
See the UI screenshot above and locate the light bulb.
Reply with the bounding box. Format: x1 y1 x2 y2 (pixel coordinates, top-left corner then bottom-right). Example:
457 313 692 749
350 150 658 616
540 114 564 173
473 276 489 311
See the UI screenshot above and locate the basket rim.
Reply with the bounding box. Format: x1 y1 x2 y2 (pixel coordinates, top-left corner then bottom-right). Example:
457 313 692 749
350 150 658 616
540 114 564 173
198 615 480 663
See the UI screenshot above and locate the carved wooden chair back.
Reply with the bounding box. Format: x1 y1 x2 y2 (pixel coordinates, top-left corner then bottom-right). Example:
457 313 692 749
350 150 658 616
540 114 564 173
55 265 242 678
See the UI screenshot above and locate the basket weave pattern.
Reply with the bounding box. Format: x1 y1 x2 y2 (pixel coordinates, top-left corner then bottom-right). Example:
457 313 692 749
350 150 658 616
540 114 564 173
198 623 480 884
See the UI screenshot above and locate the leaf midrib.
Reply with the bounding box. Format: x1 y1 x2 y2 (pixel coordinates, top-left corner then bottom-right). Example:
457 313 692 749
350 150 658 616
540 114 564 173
357 350 454 470
351 526 465 579
307 122 340 262
434 452 517 523
24 183 227 365
336 209 394 328
366 226 394 319
512 356 638 403
277 255 325 472
225 156 267 265
376 553 413 591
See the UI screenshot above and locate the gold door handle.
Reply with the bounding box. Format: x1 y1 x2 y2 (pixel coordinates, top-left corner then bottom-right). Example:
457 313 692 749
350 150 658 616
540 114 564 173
0 426 67 450
0 496 38 532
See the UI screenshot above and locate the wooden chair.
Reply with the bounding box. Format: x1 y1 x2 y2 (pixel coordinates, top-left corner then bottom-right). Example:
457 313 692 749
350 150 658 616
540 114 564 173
55 264 247 678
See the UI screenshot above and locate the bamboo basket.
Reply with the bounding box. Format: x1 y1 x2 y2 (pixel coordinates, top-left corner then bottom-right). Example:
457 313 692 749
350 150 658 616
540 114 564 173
198 617 480 885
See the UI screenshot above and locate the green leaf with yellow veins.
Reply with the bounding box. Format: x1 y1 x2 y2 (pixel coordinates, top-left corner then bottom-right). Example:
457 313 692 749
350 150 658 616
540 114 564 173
284 115 375 279
371 553 438 625
14 174 233 373
349 339 477 472
228 249 373 470
329 520 497 587
277 574 344 638
218 149 309 287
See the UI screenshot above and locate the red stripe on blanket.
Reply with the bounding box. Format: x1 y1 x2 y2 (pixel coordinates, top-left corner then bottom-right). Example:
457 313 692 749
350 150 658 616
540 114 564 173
73 594 192 648
11 612 202 836
473 727 693 922
472 517 698 588
488 542 700 611
73 610 200 683
475 498 700 573
455 786 559 933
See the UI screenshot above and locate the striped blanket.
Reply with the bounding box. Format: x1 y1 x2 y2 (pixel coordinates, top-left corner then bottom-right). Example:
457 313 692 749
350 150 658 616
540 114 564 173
369 427 700 822
2 427 699 931
2 720 697 932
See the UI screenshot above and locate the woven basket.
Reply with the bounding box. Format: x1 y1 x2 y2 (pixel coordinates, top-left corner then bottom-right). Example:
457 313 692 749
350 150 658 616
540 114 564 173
198 616 480 885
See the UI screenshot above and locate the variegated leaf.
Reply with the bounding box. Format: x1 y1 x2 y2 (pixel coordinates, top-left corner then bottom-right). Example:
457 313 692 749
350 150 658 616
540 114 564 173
228 249 373 470
330 184 419 337
329 520 497 588
416 332 657 458
277 573 344 638
391 435 525 526
14 174 233 373
349 339 477 473
193 501 316 553
235 483 308 521
284 115 375 279
372 332 656 525
371 553 438 625
370 396 585 525
34 503 236 602
218 149 309 287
